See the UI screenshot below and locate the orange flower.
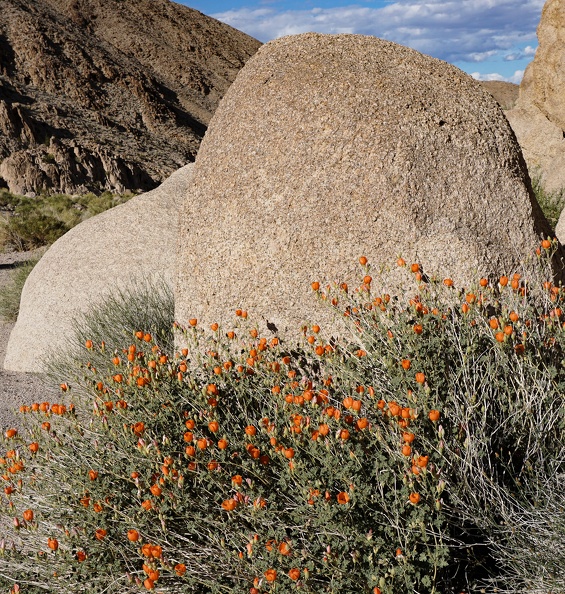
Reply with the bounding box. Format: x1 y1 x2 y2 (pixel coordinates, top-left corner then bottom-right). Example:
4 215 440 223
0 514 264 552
318 423 330 436
264 569 277 582
141 543 153 557
222 499 237 511
416 455 429 468
337 492 350 504
47 537 58 551
174 563 187 576
76 550 86 562
146 569 160 581
95 528 107 540
265 539 276 551
278 541 291 555
288 568 300 581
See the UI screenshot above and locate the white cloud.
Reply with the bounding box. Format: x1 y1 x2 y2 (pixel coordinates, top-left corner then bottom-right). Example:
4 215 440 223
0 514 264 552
212 0 544 65
471 69 525 84
503 44 537 60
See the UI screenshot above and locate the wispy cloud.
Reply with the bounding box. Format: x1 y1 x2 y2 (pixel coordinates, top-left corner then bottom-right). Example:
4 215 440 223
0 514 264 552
212 0 544 66
504 45 537 61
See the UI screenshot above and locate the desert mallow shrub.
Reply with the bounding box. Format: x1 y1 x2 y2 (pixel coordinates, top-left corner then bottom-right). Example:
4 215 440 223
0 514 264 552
1 239 564 594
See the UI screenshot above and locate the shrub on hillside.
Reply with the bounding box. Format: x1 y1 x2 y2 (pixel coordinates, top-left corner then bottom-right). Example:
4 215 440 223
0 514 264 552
0 258 40 322
531 175 565 232
0 189 133 252
1 241 565 594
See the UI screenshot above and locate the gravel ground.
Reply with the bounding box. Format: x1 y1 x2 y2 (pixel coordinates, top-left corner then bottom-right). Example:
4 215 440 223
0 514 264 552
0 248 58 432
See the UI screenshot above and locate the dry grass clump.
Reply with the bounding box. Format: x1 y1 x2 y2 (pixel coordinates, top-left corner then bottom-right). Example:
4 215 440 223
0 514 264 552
0 241 565 594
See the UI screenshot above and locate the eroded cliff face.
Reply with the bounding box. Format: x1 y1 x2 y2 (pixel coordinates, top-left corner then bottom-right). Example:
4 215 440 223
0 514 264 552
0 0 261 194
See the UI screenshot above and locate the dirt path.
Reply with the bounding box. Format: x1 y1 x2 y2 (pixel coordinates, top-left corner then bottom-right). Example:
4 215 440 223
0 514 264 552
0 249 58 432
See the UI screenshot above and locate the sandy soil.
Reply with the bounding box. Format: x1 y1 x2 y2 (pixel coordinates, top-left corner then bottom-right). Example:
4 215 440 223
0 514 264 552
0 249 58 432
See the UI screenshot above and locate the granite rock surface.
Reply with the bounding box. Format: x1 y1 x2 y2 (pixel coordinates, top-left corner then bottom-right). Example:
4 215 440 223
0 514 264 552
176 34 552 340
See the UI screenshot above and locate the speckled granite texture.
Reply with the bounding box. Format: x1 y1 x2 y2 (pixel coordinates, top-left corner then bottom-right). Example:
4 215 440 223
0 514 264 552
5 163 194 372
176 33 551 339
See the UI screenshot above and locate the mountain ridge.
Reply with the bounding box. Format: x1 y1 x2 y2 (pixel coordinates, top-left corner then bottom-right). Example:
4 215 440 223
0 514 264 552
0 0 261 194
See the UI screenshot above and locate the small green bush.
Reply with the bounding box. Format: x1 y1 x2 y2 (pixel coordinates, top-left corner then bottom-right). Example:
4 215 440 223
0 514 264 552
0 190 133 252
0 259 39 322
1 241 565 594
532 175 565 232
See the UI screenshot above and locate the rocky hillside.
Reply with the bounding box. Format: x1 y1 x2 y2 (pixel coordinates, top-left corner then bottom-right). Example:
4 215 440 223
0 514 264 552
0 0 261 195
480 81 519 111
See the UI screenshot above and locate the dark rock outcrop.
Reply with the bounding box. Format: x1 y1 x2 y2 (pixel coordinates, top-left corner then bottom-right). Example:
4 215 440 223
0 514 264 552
0 0 261 194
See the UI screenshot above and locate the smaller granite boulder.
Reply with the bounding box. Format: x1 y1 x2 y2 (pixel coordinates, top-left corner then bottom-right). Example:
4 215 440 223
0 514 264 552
506 0 565 193
4 163 193 372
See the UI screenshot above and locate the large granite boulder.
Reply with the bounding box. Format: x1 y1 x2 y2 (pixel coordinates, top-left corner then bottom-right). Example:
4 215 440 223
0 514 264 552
506 0 565 193
4 163 193 372
175 33 552 339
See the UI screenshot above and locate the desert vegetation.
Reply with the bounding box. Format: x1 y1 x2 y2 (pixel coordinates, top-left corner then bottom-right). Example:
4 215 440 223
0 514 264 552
1 240 565 594
531 175 565 231
0 189 134 253
0 258 41 322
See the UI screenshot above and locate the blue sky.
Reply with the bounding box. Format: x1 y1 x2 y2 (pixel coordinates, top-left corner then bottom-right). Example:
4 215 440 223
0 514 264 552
182 0 545 83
